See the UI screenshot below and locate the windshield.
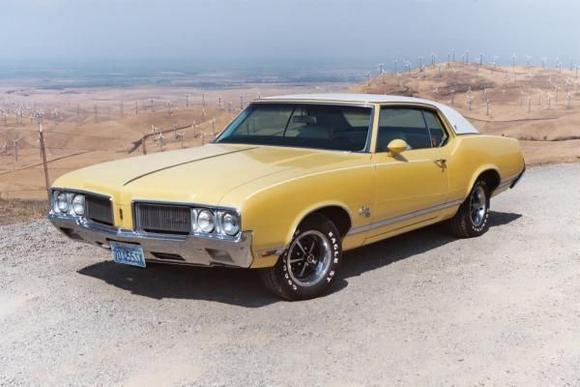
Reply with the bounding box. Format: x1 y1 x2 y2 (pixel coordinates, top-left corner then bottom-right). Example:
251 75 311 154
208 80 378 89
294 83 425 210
215 103 372 152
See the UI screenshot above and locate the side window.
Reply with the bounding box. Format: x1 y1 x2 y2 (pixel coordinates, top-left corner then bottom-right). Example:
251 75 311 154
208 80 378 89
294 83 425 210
423 110 448 147
377 108 431 151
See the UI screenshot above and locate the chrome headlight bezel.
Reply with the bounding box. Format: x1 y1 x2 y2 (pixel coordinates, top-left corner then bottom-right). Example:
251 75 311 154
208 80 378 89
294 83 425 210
55 191 69 213
196 209 216 233
188 205 242 239
51 189 86 218
71 194 86 216
220 211 240 236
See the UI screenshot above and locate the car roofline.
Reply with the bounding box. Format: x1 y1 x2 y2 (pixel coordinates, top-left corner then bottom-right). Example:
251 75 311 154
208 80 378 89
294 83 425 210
255 93 480 135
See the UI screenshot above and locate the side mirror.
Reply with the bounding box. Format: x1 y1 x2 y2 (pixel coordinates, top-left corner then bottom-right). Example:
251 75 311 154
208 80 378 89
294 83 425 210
387 138 409 154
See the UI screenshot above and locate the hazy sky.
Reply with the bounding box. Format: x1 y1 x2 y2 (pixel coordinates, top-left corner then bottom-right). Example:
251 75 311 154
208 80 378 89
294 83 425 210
1 0 579 69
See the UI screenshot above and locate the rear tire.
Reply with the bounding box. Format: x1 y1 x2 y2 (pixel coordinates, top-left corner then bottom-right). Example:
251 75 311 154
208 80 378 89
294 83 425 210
259 214 342 300
449 179 490 238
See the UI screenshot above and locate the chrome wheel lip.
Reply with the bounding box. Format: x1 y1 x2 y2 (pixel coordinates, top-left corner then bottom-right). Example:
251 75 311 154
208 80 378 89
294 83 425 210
286 230 332 287
470 185 487 227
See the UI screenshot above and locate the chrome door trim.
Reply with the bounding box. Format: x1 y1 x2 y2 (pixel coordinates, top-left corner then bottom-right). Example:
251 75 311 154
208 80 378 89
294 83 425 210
347 198 464 236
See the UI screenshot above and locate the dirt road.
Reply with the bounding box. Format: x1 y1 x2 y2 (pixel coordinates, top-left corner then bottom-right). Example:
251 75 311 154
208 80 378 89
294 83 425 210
1 163 579 386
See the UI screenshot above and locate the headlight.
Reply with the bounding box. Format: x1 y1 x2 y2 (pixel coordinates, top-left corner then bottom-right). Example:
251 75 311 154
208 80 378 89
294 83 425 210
56 192 69 213
197 209 215 233
71 194 85 215
221 212 240 236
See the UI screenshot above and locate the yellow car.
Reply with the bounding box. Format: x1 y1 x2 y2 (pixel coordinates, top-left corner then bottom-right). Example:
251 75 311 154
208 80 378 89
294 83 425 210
49 93 525 300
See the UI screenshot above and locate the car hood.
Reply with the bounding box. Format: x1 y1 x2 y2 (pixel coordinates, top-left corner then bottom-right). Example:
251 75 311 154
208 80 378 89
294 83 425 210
53 143 362 206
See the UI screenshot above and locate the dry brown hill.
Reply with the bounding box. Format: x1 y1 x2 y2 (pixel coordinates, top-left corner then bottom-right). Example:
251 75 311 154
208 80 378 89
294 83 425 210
0 83 344 199
1 65 578 200
356 63 580 164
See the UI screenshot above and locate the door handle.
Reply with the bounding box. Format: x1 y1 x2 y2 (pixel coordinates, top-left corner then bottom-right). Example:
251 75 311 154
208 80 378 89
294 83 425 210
435 159 447 168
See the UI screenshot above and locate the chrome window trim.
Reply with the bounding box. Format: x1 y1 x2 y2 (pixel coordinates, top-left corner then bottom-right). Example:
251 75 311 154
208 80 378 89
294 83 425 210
216 101 376 154
373 103 452 153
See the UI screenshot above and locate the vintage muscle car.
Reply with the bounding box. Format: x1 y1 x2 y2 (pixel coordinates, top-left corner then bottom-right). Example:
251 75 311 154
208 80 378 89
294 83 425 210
49 93 525 300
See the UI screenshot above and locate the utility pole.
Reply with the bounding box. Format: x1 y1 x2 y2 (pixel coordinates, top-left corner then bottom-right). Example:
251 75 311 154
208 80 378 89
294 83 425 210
37 115 50 198
13 138 21 163
142 135 147 155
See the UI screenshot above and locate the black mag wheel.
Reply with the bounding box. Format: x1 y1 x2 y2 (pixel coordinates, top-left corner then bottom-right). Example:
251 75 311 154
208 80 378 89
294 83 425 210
286 230 333 287
259 214 342 301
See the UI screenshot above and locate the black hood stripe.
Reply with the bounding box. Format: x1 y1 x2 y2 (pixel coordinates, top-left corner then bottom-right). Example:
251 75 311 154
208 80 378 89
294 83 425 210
122 146 257 186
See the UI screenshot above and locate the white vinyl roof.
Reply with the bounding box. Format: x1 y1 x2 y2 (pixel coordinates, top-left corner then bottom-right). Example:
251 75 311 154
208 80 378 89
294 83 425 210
261 93 479 134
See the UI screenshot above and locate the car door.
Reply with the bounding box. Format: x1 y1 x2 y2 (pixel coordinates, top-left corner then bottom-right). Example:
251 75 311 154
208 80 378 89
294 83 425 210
365 106 449 241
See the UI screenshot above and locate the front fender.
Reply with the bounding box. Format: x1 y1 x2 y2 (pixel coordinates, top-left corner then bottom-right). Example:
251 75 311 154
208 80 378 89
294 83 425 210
229 165 373 268
284 200 353 248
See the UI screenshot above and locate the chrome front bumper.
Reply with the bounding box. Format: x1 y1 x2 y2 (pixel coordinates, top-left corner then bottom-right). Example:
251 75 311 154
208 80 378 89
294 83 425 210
48 213 254 268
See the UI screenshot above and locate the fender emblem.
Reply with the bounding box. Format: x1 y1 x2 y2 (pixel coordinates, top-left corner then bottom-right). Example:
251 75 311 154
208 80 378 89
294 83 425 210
359 205 371 218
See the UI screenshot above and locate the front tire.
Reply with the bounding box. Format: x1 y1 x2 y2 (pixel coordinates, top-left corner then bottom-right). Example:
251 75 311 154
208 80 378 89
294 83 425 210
259 214 342 300
449 179 491 238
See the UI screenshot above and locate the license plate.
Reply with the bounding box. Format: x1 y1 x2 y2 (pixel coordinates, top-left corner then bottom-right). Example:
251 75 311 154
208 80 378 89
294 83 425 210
111 242 146 268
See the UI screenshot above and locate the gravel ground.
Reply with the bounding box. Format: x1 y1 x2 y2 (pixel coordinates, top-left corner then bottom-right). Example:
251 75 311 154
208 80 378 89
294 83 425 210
1 163 579 386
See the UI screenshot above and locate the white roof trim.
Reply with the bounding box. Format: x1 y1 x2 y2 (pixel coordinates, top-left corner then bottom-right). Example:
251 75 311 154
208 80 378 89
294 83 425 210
261 93 479 135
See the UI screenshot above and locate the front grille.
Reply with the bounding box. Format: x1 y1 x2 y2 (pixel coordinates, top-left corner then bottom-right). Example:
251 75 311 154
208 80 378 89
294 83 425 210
134 203 191 235
86 195 114 226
